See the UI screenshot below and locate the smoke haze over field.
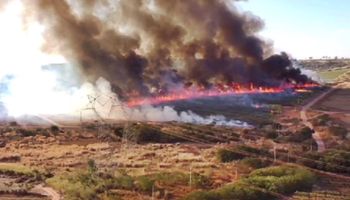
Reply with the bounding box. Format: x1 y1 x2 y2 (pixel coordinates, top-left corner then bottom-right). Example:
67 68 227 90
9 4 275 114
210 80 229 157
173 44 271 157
22 0 310 98
0 0 313 126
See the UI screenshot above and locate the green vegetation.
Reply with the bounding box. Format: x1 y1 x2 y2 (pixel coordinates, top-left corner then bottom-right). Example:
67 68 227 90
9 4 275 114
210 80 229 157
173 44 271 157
126 123 183 144
0 163 50 182
216 145 270 162
327 126 348 139
145 172 210 188
245 165 316 194
240 158 272 169
217 146 272 163
216 149 245 163
276 126 313 143
46 169 128 200
311 114 331 126
236 145 270 156
184 165 316 200
297 149 350 174
47 160 210 200
0 163 34 176
293 191 350 200
263 131 278 139
318 68 350 82
18 128 37 137
50 125 60 135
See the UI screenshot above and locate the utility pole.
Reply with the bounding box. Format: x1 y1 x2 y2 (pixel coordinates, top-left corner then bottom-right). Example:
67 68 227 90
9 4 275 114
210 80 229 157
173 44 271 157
235 168 238 179
151 183 155 200
189 165 192 188
273 145 277 163
310 140 313 152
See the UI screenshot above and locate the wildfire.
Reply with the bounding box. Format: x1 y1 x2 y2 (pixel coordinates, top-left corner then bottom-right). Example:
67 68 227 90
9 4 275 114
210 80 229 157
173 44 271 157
127 83 319 107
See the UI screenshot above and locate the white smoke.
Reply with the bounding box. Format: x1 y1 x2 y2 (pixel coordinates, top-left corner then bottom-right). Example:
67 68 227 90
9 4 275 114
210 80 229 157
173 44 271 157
292 61 322 83
80 78 251 127
0 1 249 127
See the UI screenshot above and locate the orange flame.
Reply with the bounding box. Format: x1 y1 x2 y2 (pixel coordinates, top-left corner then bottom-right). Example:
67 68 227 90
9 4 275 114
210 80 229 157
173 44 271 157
127 83 319 107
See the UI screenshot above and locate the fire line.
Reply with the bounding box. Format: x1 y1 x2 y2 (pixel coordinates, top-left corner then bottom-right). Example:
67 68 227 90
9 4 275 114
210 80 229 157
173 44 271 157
127 83 319 107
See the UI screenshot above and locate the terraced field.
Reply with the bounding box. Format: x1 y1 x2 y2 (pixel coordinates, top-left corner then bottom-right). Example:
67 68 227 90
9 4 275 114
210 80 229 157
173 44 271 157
293 191 350 200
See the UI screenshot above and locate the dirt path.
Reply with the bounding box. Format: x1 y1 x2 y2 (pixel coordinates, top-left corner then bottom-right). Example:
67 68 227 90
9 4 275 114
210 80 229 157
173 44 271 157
300 88 335 152
31 185 61 200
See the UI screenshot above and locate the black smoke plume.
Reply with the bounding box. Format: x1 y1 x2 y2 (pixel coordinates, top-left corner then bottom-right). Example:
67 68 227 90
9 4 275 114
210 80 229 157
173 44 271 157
21 0 311 98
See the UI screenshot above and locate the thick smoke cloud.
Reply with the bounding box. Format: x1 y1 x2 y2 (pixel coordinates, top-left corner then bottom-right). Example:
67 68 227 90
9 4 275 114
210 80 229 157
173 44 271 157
22 0 311 99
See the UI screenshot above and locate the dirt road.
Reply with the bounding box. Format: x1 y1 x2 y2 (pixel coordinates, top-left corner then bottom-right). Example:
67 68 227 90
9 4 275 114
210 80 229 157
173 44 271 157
31 185 61 200
300 88 335 152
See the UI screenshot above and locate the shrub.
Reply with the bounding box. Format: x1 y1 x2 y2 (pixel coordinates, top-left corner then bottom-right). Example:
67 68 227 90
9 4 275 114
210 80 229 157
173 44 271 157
240 158 272 169
87 159 97 175
113 127 124 138
299 150 350 174
99 192 121 200
312 114 331 126
295 127 314 142
264 131 278 139
328 126 348 138
144 172 211 188
216 149 245 163
185 165 316 200
246 165 316 194
50 125 60 134
279 127 314 143
126 124 182 144
216 182 275 200
184 190 220 200
184 182 276 200
9 121 18 126
113 175 134 190
191 173 211 188
47 175 97 200
18 129 36 137
135 176 155 193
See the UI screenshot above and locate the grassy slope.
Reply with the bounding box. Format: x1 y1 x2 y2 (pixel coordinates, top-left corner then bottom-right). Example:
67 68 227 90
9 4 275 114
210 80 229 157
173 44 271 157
319 67 350 82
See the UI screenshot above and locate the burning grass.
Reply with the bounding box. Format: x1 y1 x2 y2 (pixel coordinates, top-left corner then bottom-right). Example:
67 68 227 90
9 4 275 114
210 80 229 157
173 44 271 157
127 83 319 107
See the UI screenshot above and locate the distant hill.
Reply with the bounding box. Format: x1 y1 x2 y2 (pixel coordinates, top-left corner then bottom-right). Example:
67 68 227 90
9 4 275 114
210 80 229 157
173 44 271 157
298 59 350 71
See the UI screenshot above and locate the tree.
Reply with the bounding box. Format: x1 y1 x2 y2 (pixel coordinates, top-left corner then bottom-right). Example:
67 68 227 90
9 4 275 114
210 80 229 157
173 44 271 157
87 159 97 175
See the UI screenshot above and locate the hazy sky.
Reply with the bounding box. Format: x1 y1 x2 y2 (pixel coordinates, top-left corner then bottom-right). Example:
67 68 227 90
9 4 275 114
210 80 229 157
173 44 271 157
237 0 350 59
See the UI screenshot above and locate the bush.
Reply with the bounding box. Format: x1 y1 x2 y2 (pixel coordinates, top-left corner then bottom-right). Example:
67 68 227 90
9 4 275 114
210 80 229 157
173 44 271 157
328 126 348 138
136 176 155 193
18 129 36 137
264 131 278 139
143 172 210 189
216 182 276 200
236 145 270 156
240 158 272 169
294 127 314 142
184 182 276 200
184 165 316 200
9 121 18 126
99 192 121 200
113 175 134 190
113 127 124 138
299 150 350 174
312 114 331 126
279 127 314 143
246 165 316 195
47 174 98 200
184 190 220 200
126 124 182 144
50 125 60 134
216 149 245 163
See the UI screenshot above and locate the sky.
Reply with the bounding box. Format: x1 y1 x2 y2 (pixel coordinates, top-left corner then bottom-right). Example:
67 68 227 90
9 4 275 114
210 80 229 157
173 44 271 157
236 0 350 59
